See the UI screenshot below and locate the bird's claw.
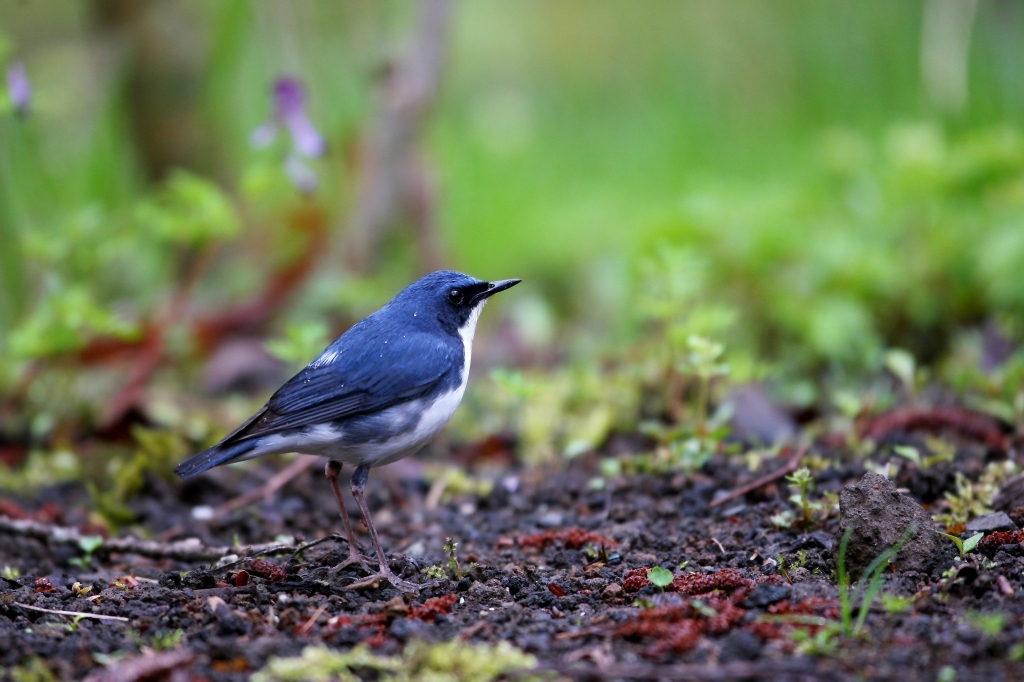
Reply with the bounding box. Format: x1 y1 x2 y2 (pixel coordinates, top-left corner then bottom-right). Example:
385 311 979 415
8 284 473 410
344 568 435 594
330 552 375 574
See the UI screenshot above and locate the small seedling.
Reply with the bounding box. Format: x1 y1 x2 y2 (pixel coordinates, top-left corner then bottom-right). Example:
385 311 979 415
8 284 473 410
68 535 103 569
62 615 86 633
836 524 913 637
646 566 673 592
935 531 983 559
775 553 792 583
880 593 914 615
892 445 921 467
70 582 92 597
149 629 184 651
786 467 822 529
690 599 717 618
791 622 840 657
422 565 447 580
965 610 1006 638
771 510 796 529
444 537 463 580
2 566 20 580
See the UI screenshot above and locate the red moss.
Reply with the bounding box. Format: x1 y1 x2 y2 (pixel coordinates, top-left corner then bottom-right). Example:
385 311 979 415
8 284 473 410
978 530 1024 557
614 569 762 657
767 596 838 619
623 567 754 599
622 568 650 592
517 528 614 550
705 598 747 635
748 597 840 642
0 499 30 520
250 559 287 583
410 594 457 622
670 568 753 598
0 500 63 524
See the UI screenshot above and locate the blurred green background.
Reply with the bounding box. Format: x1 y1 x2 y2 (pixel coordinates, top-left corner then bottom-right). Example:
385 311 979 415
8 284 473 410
3 0 1024 484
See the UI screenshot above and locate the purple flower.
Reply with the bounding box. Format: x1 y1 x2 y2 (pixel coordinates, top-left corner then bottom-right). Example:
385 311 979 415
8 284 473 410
6 62 30 116
251 77 325 192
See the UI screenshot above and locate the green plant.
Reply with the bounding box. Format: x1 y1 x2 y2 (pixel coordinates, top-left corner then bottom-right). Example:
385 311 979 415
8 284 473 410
266 322 330 371
68 535 103 569
646 566 673 591
884 348 925 402
933 471 996 526
252 640 542 682
791 622 841 657
964 611 1006 638
149 629 184 651
427 537 476 581
69 581 91 597
682 335 730 434
935 531 983 559
770 510 796 529
786 467 823 529
880 593 914 615
3 565 20 579
836 524 913 637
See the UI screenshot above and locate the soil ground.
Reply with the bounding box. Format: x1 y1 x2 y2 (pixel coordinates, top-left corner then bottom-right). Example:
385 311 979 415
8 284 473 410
3 433 1024 681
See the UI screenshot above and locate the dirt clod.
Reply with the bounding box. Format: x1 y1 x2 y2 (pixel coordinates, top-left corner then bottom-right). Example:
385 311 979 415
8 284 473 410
837 472 955 577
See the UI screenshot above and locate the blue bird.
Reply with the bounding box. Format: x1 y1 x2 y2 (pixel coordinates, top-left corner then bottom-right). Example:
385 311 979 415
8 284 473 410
175 271 520 591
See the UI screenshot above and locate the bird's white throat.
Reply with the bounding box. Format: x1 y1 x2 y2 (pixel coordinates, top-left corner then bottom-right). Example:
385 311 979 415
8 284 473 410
457 300 486 383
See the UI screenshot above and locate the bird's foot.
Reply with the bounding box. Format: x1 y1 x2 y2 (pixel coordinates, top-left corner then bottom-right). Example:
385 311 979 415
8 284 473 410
329 551 375 574
344 565 436 594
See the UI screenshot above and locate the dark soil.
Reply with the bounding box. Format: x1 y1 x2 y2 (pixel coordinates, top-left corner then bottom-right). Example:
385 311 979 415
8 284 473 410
3 437 1024 681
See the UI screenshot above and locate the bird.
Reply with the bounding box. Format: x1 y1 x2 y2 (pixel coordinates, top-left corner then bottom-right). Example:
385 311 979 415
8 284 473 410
175 271 520 591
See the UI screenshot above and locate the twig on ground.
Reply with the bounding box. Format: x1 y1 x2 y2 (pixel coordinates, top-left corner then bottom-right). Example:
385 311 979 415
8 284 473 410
296 602 329 635
708 446 806 508
214 454 320 516
0 516 295 562
13 602 130 622
291 533 350 560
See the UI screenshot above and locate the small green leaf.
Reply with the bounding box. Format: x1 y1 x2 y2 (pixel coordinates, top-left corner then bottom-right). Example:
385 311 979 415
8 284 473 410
647 566 674 588
961 532 984 554
884 349 916 390
935 531 964 556
78 535 103 555
892 445 921 467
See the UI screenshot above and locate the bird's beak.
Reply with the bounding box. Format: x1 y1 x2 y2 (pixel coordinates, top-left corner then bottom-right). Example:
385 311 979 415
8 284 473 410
473 278 521 304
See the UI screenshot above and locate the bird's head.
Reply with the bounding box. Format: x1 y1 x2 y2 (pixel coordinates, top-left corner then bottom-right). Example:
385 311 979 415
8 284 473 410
389 270 521 335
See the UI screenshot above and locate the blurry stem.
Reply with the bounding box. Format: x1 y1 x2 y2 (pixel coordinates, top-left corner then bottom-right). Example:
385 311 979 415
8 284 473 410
345 0 453 273
0 131 27 331
696 375 709 437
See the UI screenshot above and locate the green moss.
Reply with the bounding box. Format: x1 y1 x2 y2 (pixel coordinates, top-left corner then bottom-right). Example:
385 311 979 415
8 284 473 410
252 641 544 682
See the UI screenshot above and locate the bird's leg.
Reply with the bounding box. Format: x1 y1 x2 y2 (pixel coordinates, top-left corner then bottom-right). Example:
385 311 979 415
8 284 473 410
344 463 426 593
324 460 372 572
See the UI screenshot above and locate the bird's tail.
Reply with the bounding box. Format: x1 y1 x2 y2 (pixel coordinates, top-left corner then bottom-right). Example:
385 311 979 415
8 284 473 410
174 440 258 480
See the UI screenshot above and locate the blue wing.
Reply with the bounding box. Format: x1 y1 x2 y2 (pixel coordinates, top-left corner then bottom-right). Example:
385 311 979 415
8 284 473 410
226 320 461 441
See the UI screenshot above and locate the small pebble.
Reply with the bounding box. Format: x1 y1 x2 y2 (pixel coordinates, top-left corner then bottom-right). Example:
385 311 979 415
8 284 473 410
601 583 623 602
